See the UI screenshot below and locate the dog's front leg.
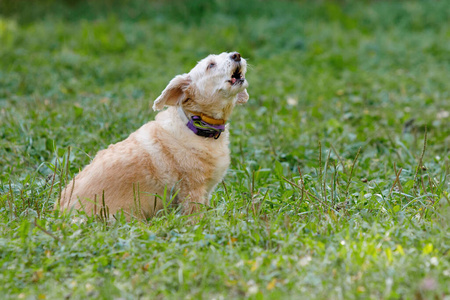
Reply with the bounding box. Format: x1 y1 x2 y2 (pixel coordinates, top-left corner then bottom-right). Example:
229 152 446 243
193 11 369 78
179 188 208 216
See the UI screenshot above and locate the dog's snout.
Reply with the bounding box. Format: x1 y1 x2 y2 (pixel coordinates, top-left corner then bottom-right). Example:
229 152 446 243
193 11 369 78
230 52 241 62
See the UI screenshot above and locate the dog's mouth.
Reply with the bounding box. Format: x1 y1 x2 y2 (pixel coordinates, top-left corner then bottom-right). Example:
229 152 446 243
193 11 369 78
228 66 244 85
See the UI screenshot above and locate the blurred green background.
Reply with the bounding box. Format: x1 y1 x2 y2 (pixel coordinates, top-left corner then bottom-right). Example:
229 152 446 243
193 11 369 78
1 0 449 299
1 0 449 179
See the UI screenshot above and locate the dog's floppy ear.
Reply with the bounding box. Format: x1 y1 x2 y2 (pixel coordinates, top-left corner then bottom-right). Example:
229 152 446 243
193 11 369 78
236 89 249 105
153 74 191 111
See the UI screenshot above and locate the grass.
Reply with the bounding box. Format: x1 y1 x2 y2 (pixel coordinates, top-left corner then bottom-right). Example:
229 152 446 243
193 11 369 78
1 0 450 299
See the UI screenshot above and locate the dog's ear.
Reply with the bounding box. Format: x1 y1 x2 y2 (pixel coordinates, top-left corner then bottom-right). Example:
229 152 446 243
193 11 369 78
236 89 249 105
153 74 191 111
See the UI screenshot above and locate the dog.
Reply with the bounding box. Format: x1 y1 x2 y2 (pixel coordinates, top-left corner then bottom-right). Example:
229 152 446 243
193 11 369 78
56 52 249 219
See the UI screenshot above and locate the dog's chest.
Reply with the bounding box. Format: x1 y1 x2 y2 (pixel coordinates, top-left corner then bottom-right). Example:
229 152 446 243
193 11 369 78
135 119 231 192
180 135 230 193
206 148 230 191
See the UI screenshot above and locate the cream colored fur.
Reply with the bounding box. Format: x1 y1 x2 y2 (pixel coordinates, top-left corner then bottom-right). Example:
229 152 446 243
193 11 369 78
56 52 249 219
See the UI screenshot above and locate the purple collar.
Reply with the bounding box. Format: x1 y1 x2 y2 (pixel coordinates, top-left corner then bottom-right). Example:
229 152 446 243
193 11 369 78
178 106 225 139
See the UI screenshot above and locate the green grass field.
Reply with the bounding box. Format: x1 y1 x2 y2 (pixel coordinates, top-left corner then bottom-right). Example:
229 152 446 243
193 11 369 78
1 0 449 299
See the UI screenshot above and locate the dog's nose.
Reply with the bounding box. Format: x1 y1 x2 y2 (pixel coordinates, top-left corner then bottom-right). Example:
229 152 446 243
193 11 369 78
230 52 241 62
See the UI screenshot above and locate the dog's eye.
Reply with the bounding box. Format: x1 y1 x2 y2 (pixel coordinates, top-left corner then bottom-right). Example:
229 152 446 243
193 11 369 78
207 62 216 69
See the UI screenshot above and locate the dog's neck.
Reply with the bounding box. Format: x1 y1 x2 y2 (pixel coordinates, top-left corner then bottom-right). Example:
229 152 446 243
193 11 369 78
177 106 226 139
180 91 237 121
183 108 227 125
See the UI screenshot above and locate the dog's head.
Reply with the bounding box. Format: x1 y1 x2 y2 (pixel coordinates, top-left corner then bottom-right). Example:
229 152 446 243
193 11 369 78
153 52 249 119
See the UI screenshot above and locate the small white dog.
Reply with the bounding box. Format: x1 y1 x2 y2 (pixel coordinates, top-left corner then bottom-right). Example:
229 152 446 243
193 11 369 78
57 52 249 219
